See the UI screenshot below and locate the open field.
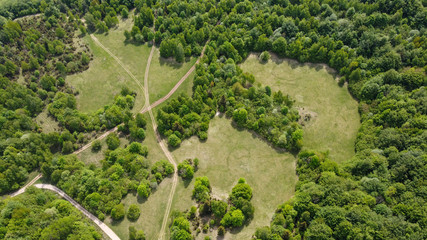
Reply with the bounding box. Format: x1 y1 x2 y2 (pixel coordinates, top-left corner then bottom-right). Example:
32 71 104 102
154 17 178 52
148 49 197 102
240 54 360 163
35 108 60 133
94 16 151 113
169 116 298 239
67 34 145 113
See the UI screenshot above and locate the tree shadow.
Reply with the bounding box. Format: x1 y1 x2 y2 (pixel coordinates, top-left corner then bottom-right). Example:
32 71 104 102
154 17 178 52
110 218 124 226
136 193 148 204
183 178 192 188
158 56 183 69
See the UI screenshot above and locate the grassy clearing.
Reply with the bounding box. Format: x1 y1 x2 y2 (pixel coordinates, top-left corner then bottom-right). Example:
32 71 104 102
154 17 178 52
148 49 197 103
169 116 297 239
75 135 130 167
94 15 152 114
35 108 60 133
240 54 360 163
67 34 144 113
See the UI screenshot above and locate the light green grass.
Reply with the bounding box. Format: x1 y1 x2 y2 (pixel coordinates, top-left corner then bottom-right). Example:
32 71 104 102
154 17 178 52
240 54 360 163
148 49 197 103
67 35 144 113
94 15 151 114
169 116 297 239
35 108 60 133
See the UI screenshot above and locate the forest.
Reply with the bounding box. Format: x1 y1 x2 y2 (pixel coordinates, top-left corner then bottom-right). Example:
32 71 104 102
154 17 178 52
0 0 426 239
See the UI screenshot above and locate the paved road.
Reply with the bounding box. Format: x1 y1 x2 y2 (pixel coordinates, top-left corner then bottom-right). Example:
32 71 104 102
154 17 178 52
33 184 120 240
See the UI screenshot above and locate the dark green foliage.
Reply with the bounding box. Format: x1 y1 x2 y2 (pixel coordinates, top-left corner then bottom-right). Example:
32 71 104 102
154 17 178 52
170 216 192 240
43 144 166 218
106 133 120 150
177 159 198 180
0 188 101 239
168 134 181 147
220 209 245 227
91 140 102 152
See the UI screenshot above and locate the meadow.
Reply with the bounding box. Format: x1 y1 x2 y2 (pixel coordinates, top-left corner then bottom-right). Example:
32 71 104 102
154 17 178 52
240 54 360 163
66 34 145 113
169 116 298 239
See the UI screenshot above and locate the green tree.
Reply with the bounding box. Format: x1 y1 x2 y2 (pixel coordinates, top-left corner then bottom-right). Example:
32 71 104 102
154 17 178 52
91 140 102 152
233 108 248 126
111 204 125 220
211 200 228 218
168 134 181 147
127 204 141 221
137 182 151 198
106 133 120 150
175 43 185 63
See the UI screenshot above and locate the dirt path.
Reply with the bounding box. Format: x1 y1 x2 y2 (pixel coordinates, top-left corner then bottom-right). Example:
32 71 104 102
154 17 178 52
33 184 119 240
74 41 208 156
90 34 145 93
9 174 42 197
10 176 119 240
142 45 179 240
155 43 209 240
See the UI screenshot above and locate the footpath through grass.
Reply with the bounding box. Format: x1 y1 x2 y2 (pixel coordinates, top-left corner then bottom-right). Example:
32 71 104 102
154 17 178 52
148 49 197 102
169 116 297 239
67 34 145 113
240 54 360 163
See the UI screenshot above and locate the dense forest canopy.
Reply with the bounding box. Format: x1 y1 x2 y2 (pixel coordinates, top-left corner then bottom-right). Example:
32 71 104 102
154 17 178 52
0 0 425 239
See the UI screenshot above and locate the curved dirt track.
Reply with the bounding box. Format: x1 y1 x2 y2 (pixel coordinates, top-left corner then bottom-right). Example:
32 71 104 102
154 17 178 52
142 45 179 240
73 38 206 156
10 178 119 240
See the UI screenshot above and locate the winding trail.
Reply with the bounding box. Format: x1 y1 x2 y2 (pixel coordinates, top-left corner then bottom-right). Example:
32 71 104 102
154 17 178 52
142 45 179 240
8 36 209 240
10 179 120 240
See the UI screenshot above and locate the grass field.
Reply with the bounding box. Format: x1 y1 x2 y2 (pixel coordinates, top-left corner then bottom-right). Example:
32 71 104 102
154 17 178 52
67 35 145 113
169 116 297 239
94 15 151 115
240 54 360 163
148 49 197 102
35 108 60 133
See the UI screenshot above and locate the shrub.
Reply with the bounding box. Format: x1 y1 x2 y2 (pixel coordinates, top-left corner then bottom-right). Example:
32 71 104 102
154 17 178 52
106 133 120 150
111 204 125 220
91 140 102 152
127 204 141 221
